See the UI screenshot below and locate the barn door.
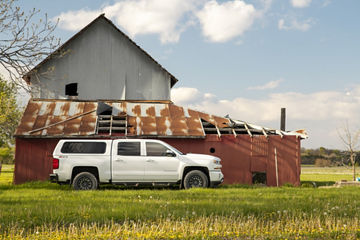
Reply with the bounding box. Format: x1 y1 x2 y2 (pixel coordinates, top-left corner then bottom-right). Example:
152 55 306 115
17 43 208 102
250 136 268 183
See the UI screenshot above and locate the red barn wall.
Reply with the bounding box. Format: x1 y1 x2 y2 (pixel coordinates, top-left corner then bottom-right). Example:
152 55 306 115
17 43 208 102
14 138 59 184
14 135 301 186
163 135 301 186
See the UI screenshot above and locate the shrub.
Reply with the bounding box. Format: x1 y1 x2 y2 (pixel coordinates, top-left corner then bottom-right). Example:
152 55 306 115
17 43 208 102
314 158 332 167
0 147 15 164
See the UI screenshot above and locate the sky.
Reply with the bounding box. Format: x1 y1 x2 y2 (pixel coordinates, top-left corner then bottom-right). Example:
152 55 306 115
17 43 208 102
14 0 360 149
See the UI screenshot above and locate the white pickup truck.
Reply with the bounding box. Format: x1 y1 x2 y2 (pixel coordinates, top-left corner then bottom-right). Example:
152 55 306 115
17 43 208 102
50 139 224 190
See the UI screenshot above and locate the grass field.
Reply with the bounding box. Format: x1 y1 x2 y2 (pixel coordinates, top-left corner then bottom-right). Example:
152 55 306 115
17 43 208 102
300 165 356 185
0 165 360 239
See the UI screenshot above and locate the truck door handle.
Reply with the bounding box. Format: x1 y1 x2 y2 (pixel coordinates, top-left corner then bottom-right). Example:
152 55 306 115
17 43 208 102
115 159 125 162
146 159 155 163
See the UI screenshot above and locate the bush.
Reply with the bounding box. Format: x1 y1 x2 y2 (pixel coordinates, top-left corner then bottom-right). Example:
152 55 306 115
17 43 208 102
0 147 15 164
314 158 332 167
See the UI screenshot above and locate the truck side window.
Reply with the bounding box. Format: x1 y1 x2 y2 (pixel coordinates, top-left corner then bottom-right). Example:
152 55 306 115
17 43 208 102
146 142 172 156
118 142 140 156
61 142 106 154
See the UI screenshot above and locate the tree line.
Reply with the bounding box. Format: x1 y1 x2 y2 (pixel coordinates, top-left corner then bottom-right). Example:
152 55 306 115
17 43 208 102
301 147 360 167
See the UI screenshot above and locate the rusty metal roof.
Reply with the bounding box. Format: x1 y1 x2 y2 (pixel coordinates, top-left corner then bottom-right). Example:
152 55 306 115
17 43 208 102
15 99 307 139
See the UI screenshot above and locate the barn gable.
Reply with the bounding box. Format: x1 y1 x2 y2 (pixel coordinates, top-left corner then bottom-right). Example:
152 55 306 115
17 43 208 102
25 14 178 101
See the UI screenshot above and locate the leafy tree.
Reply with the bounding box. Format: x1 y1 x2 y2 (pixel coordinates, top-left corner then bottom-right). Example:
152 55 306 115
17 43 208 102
0 0 60 90
0 76 21 146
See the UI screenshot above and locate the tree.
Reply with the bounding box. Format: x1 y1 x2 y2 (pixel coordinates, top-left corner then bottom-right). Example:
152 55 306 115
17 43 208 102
0 0 60 90
0 76 21 147
338 121 360 181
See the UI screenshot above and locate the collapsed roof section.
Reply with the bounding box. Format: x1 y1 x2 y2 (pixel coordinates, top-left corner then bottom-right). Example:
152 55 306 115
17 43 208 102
15 99 308 139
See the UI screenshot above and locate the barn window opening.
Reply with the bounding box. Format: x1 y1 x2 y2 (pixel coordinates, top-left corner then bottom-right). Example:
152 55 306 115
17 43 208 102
209 147 215 153
96 102 127 135
252 172 267 184
65 83 78 96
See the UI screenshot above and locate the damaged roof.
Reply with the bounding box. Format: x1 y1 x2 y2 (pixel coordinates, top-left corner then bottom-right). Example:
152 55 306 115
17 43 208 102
15 99 308 139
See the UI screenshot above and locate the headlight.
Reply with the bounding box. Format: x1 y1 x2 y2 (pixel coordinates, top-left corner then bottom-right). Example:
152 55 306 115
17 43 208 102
213 159 221 165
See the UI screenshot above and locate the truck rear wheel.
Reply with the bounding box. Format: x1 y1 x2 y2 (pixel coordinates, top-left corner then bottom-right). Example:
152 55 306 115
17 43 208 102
72 172 98 190
183 170 208 189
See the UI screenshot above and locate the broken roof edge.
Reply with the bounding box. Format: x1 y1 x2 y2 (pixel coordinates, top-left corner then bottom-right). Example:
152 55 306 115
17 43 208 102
31 98 174 104
23 13 178 88
229 119 308 139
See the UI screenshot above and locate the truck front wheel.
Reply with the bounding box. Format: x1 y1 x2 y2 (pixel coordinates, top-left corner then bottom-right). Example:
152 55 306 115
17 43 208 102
183 170 208 189
72 172 98 190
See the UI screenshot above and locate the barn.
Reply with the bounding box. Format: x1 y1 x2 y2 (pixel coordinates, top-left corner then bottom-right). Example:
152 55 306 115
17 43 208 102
14 14 307 186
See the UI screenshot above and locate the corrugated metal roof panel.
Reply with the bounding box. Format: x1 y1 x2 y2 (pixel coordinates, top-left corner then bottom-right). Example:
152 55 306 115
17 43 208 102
15 99 307 139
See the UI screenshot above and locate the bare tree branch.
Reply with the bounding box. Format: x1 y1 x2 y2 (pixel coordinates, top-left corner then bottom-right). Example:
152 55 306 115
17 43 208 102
337 120 360 181
0 0 60 91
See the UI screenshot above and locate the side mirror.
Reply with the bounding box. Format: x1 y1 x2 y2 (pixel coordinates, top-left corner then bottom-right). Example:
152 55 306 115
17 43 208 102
165 149 176 157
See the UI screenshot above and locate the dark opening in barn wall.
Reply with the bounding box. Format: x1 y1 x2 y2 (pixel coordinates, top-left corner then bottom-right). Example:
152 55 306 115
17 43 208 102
65 83 78 96
252 172 267 184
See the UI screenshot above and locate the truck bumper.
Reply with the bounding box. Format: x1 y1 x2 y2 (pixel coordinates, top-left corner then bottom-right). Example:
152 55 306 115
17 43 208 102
209 171 224 187
49 173 58 183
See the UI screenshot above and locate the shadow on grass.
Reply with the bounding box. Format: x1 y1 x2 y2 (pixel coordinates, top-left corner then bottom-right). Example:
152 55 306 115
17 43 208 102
301 180 335 188
0 181 71 191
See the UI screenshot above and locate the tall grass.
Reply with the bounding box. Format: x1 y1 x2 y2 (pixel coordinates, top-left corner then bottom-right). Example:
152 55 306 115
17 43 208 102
1 165 360 239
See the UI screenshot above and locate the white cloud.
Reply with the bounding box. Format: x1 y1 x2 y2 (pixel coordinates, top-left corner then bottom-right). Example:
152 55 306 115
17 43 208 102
55 0 272 44
290 0 312 8
248 79 283 90
171 85 360 149
278 18 313 31
55 9 101 31
55 0 199 43
196 0 257 42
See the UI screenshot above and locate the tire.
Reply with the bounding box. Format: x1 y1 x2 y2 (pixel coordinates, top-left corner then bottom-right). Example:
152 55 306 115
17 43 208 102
183 170 208 189
72 172 98 190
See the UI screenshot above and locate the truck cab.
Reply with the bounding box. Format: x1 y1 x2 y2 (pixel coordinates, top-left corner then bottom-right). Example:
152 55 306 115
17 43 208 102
51 139 224 190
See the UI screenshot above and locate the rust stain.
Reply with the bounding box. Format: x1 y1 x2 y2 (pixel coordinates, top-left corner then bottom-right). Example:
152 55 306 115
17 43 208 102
63 118 81 135
132 105 141 116
139 116 157 135
159 106 170 117
170 117 188 136
127 116 137 135
30 115 48 136
213 116 230 128
46 116 66 135
169 104 184 118
83 102 97 113
198 112 216 126
76 102 85 114
23 102 41 116
146 106 155 117
15 115 37 135
156 117 169 135
60 102 70 116
186 117 204 136
44 102 56 115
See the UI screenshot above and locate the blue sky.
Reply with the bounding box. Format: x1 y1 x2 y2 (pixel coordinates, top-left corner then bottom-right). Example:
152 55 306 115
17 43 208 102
16 0 360 149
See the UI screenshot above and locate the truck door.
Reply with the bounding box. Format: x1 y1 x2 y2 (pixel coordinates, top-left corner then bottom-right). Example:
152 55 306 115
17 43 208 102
111 140 145 182
144 141 180 182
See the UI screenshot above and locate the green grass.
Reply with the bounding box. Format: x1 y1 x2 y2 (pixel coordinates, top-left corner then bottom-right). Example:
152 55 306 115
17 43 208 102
300 166 357 186
1 165 360 239
0 164 14 185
